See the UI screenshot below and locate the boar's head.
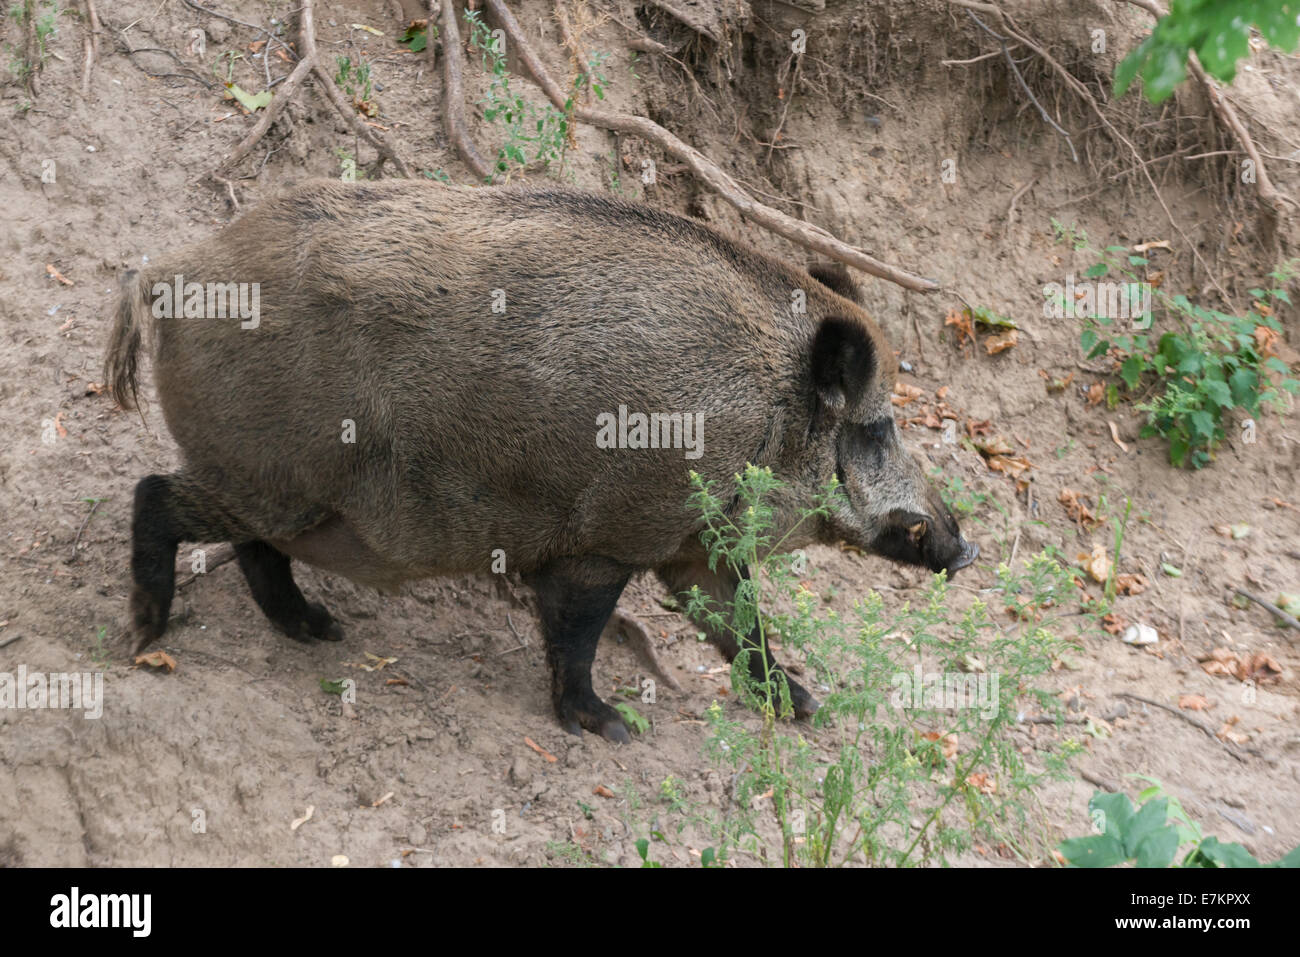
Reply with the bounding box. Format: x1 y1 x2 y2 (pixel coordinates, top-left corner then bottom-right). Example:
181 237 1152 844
801 314 978 577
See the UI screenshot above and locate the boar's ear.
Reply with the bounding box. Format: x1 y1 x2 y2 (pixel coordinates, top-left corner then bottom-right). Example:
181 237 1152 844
810 316 878 415
808 263 861 304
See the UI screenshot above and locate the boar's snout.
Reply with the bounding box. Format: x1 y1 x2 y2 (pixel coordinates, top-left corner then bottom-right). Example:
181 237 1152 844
871 487 979 578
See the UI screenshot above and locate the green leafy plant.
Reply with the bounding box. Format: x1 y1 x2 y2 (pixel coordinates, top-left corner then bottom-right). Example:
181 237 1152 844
614 702 650 735
1056 222 1298 468
1061 779 1300 867
398 21 436 53
465 9 609 182
334 55 377 115
1116 0 1300 104
680 465 1081 867
90 625 110 670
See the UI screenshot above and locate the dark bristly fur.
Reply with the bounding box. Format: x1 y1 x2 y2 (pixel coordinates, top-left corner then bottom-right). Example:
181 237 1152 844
105 179 976 741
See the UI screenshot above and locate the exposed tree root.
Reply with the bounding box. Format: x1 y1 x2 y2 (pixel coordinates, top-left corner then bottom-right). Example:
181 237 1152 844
212 0 319 180
436 0 493 181
300 8 412 177
946 0 1232 305
80 0 101 98
604 608 684 692
480 0 939 293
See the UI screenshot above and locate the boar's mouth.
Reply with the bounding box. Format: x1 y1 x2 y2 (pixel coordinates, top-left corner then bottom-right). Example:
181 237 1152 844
943 538 980 574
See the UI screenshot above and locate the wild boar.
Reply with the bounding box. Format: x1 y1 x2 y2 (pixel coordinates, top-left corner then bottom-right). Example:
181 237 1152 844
104 179 977 742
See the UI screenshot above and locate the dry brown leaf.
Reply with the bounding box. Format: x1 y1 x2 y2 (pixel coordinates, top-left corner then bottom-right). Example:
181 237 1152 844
1086 382 1104 406
1216 716 1249 745
1080 544 1111 584
1178 694 1212 711
984 328 1018 355
46 263 74 286
922 731 959 759
986 454 1032 481
966 773 997 794
1254 324 1279 360
966 418 994 437
1115 573 1147 596
134 650 177 672
1101 613 1128 635
1040 370 1075 394
1058 488 1099 528
593 785 616 799
944 308 975 346
891 382 924 407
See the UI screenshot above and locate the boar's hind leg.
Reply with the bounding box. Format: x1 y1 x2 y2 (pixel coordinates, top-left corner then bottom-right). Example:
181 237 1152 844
657 560 819 719
130 473 242 648
233 540 344 643
524 560 633 744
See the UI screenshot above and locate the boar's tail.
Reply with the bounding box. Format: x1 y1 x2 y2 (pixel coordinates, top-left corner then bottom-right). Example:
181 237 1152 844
104 269 151 411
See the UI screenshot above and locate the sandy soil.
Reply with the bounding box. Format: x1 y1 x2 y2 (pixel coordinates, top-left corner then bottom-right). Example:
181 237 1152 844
0 0 1297 867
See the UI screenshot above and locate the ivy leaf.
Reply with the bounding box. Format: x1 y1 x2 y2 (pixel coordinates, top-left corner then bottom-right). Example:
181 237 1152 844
1060 835 1127 867
1120 356 1144 390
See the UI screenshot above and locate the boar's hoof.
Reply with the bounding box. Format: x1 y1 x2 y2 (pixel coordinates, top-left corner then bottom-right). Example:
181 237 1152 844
788 678 820 721
129 584 170 652
288 602 345 642
558 694 631 744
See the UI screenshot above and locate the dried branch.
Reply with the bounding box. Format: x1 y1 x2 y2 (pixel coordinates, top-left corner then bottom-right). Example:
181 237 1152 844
481 0 939 292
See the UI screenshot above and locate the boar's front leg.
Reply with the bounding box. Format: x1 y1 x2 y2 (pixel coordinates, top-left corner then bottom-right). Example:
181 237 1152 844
657 559 820 719
524 559 634 744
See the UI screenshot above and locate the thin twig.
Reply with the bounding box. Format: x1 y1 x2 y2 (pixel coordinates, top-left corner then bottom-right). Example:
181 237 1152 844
1116 692 1262 762
66 499 101 564
1234 588 1300 638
